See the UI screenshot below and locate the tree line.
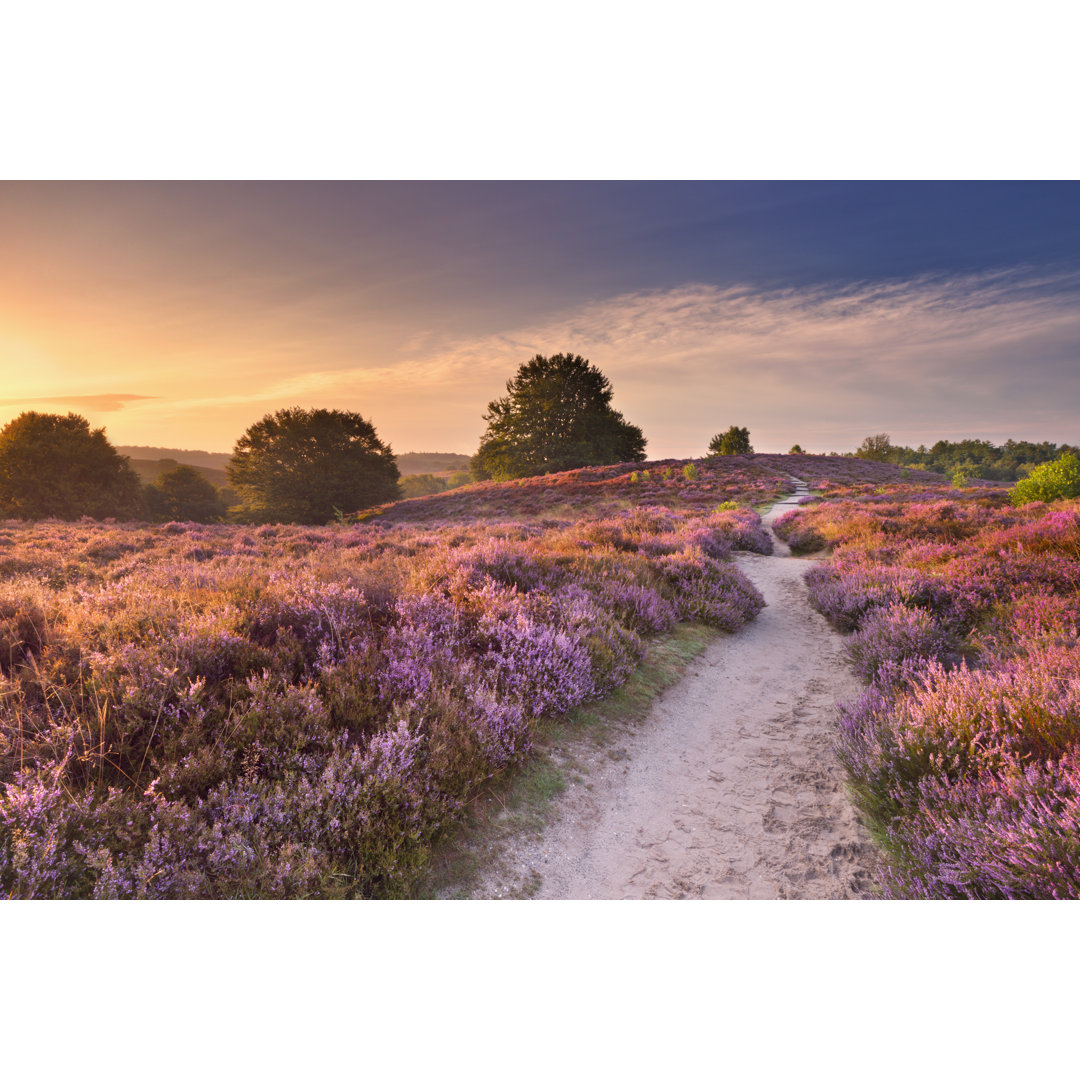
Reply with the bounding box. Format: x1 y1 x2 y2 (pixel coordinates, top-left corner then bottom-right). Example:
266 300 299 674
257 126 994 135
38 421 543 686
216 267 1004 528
0 353 660 524
5 351 1070 524
853 432 1078 482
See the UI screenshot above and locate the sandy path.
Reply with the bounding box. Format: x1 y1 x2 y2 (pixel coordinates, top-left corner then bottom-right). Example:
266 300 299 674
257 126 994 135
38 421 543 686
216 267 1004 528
471 481 874 899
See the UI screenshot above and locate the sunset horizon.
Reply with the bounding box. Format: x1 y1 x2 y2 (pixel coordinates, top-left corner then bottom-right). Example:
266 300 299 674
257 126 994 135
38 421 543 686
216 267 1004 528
4 181 1079 459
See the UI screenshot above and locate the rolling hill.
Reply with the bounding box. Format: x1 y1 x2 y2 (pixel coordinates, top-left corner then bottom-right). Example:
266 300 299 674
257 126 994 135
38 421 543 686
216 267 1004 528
115 446 471 479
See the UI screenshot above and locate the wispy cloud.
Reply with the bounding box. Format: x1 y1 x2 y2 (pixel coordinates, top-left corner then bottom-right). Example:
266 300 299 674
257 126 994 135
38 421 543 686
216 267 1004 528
0 393 157 412
123 268 1080 455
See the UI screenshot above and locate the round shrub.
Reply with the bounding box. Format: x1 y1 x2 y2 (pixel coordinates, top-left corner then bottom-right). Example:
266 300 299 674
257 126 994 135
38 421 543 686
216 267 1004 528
1011 452 1080 507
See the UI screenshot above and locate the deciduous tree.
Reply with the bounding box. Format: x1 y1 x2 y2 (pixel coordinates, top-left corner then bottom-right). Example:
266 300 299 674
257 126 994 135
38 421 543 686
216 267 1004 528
471 353 646 481
855 433 895 462
0 411 143 520
145 464 227 522
227 408 400 523
707 426 753 456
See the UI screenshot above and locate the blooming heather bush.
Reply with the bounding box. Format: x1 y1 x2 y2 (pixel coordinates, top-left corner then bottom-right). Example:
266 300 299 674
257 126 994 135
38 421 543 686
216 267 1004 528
711 507 773 555
846 603 961 687
0 493 769 898
658 550 765 630
804 561 923 633
874 753 1080 900
772 509 826 554
807 487 1080 898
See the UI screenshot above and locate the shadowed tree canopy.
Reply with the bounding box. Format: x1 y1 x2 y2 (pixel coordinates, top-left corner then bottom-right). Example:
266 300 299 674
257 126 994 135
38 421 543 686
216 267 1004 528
0 411 143 520
145 464 227 523
471 353 646 481
855 433 895 462
227 408 400 524
708 426 753 456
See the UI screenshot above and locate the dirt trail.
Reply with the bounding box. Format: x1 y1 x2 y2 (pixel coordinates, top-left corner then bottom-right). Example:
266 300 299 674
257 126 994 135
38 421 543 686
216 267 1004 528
469 480 874 899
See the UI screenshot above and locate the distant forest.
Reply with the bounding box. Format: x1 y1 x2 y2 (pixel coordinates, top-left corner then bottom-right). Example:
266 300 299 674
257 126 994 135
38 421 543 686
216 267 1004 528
114 445 232 469
394 452 471 475
853 436 1079 482
117 440 1075 488
115 446 470 477
112 446 475 507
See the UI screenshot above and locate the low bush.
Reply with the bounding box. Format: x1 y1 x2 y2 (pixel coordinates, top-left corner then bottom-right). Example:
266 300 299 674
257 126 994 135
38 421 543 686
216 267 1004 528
1011 452 1080 507
772 509 827 554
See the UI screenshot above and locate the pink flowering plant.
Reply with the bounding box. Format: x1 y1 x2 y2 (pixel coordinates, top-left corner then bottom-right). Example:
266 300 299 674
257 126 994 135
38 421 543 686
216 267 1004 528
0 476 783 897
795 485 1080 897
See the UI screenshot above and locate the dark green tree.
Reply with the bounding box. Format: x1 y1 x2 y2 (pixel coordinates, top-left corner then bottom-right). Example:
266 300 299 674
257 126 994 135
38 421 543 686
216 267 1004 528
145 464 227 523
472 353 646 481
227 408 400 524
707 426 753 456
855 433 895 462
0 411 143 520
789 444 805 454
400 473 448 499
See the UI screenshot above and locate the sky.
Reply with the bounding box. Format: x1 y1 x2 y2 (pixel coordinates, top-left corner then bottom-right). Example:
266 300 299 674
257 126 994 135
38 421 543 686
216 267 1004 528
2 180 1079 458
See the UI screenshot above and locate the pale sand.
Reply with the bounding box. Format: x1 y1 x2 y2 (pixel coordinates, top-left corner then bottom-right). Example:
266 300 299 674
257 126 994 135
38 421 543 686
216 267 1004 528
468 482 874 899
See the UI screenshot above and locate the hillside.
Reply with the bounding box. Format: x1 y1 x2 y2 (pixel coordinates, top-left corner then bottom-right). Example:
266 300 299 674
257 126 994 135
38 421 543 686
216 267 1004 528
0 459 781 899
125 457 231 489
115 446 233 470
395 452 471 476
364 453 949 526
116 446 470 476
6 445 1061 900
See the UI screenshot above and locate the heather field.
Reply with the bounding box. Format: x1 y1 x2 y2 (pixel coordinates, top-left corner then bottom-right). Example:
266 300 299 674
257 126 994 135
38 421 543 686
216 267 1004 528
0 452 979 899
364 451 932 526
3 453 856 899
782 483 1080 898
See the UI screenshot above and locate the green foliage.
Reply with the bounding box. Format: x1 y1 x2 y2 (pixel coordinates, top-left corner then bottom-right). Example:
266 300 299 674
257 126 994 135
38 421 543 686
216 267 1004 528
682 463 698 481
145 464 227 522
628 471 639 484
0 411 143 520
789 444 804 454
471 353 647 481
951 462 980 489
227 408 401 524
889 437 1076 482
1010 452 1080 506
125 455 229 489
469 453 492 482
707 426 752 456
395 452 471 476
855 433 895 462
401 473 448 499
401 471 474 499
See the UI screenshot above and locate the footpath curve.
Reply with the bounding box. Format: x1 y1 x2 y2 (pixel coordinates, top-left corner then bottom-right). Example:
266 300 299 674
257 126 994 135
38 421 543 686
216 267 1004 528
470 481 874 899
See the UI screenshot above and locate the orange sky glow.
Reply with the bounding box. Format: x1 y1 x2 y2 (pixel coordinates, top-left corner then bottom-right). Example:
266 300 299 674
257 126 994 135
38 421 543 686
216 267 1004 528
3 182 1079 459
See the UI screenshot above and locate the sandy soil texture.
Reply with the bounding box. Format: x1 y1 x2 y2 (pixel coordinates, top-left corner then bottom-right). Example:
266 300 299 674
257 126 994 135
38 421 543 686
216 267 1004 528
468 482 875 899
